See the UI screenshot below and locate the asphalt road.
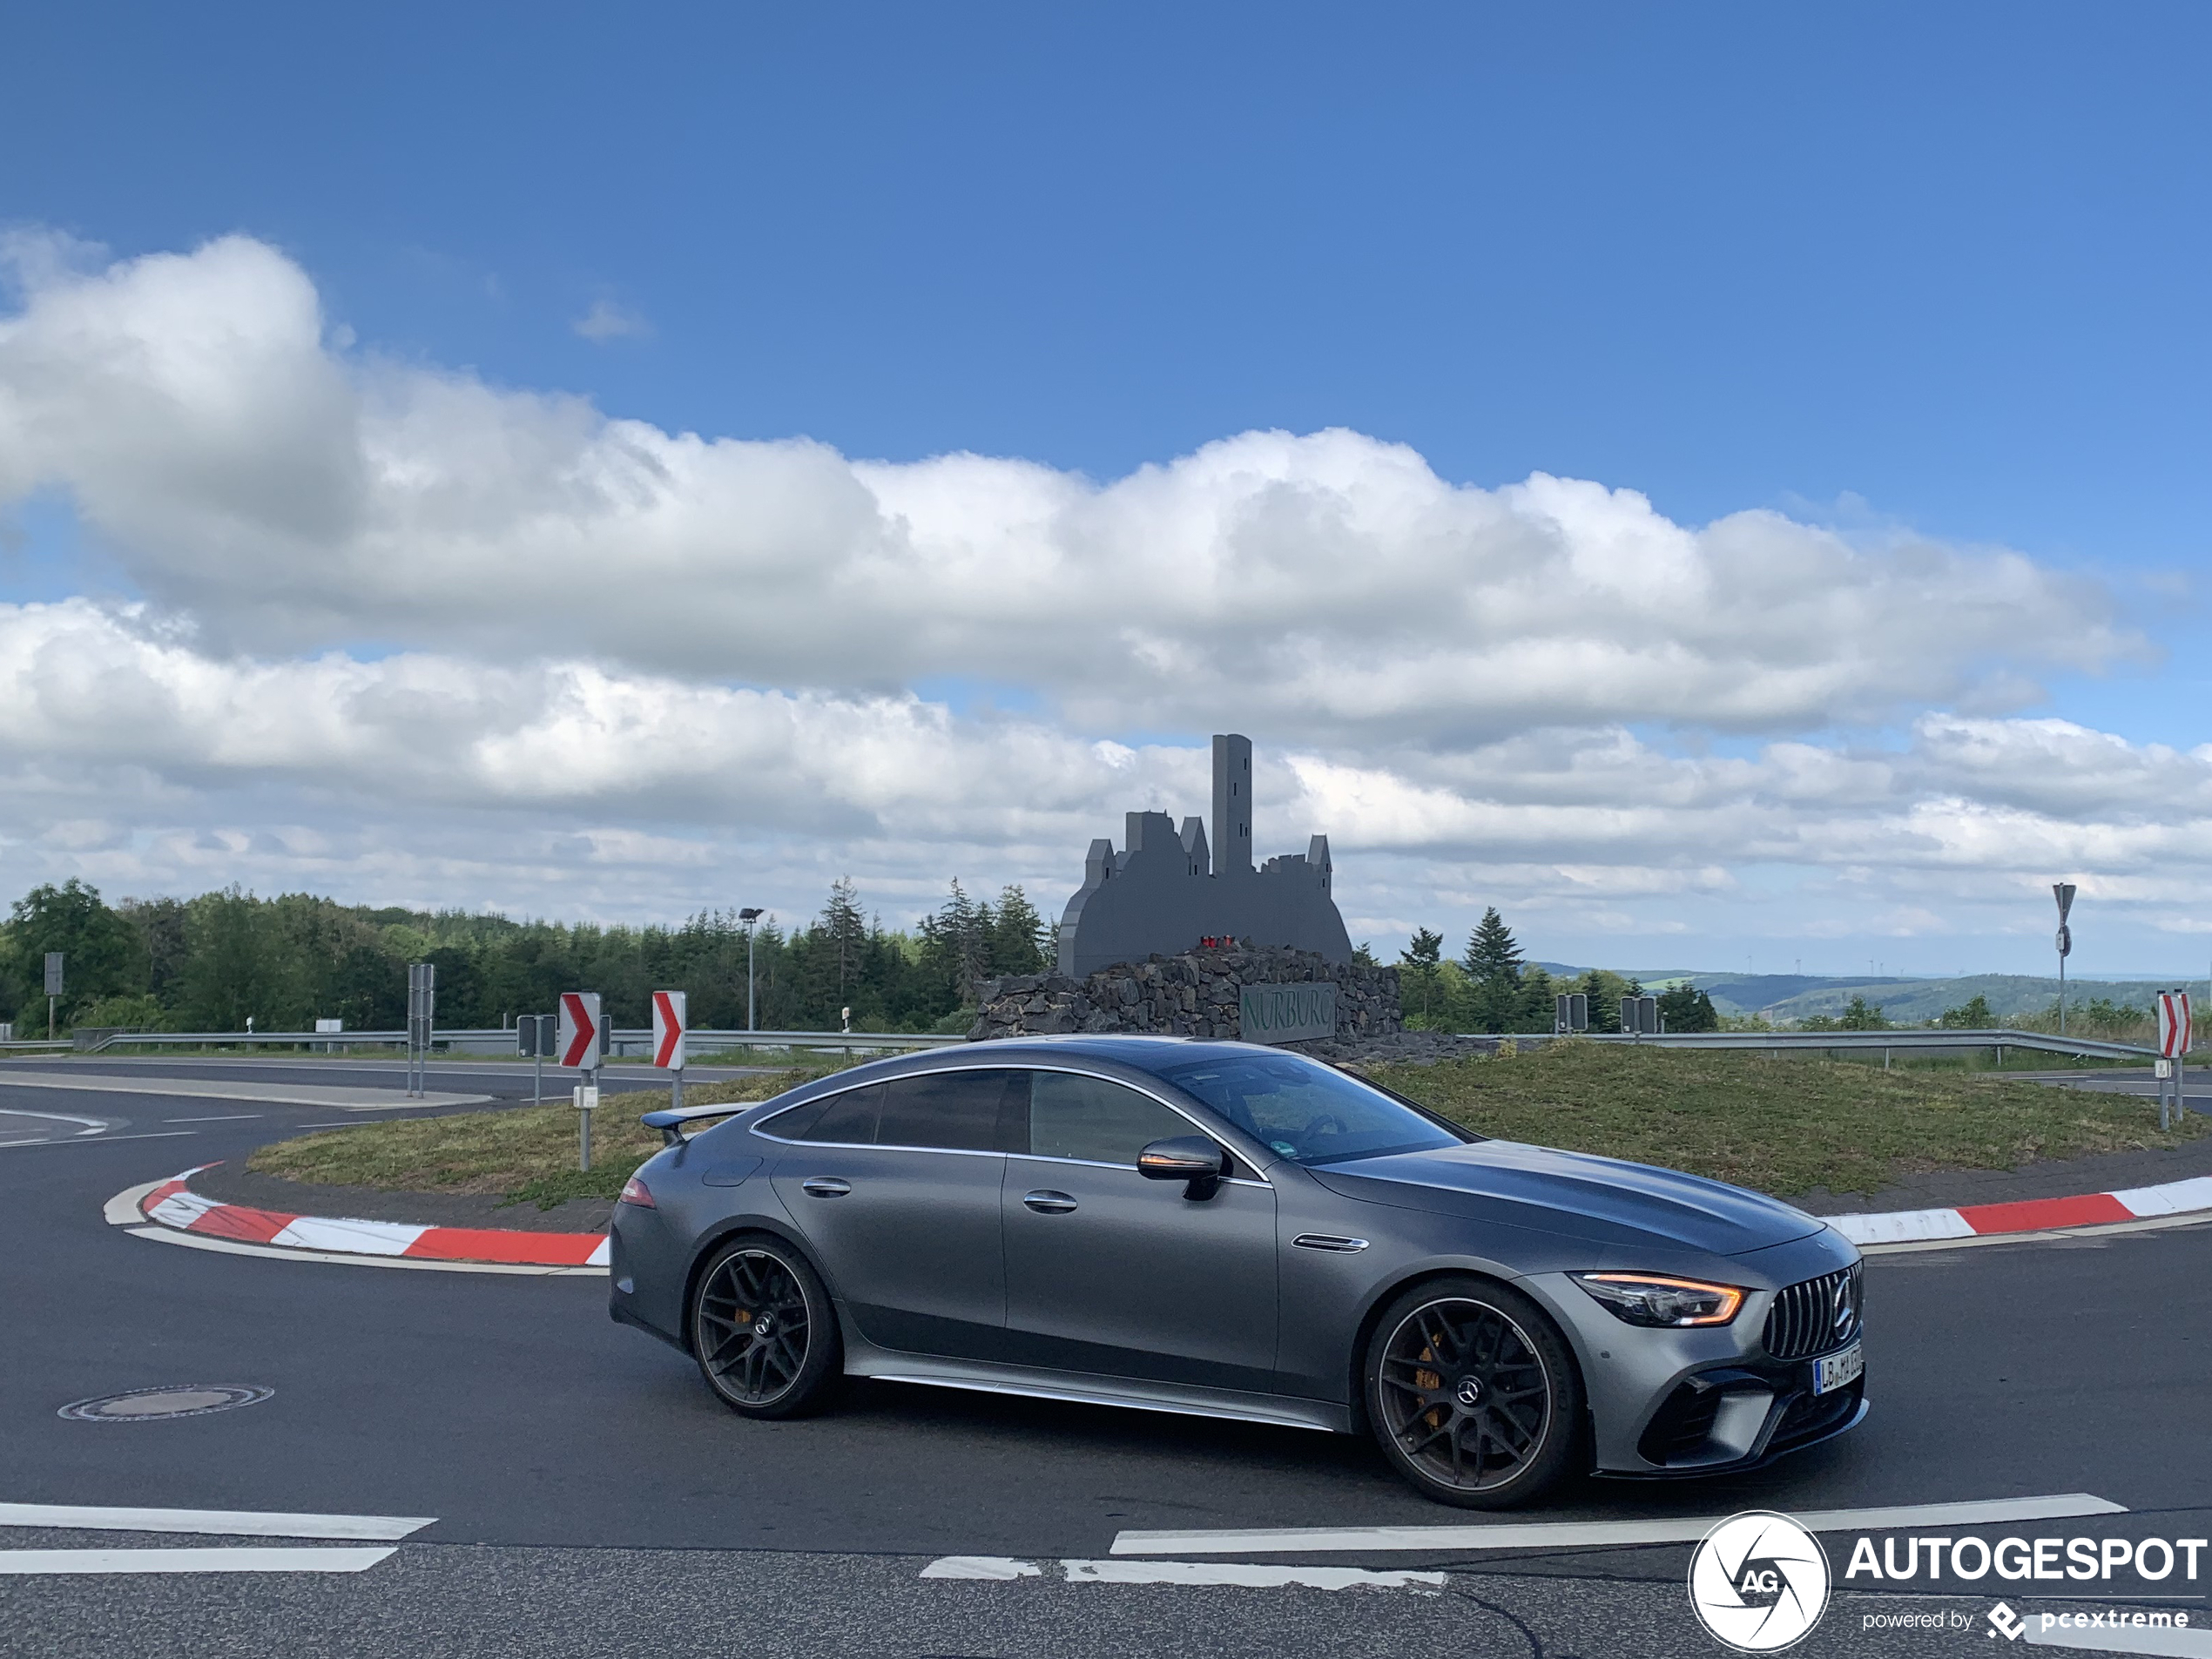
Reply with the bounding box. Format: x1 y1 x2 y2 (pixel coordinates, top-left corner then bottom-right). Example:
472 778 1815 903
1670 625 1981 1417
3 1062 2210 1656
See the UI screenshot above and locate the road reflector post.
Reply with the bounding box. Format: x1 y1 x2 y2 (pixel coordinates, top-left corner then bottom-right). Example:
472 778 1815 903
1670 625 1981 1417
517 1014 556 1104
574 1082 599 1171
405 963 435 1099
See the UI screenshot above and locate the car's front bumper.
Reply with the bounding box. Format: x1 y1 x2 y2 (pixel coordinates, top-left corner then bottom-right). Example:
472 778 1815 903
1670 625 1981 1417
1521 1230 1869 1476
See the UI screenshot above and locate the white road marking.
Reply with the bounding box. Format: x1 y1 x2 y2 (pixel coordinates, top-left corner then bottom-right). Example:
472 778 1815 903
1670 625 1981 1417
921 1556 1045 1580
2 1130 197 1149
2026 1621 2212 1655
164 1115 262 1123
1065 1559 1446 1590
1110 1494 2128 1556
0 1501 435 1541
918 1557 1445 1590
0 1548 397 1575
0 1071 489 1109
0 1104 111 1130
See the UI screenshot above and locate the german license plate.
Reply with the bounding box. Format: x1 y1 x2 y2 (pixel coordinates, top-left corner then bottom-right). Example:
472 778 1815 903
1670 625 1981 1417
1812 1341 1864 1396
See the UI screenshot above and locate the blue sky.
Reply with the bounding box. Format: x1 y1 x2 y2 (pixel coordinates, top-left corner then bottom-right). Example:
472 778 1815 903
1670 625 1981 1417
2 2 2208 974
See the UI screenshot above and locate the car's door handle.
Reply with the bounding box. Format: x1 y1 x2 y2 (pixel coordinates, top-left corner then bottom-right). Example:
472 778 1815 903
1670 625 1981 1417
1022 1190 1078 1214
800 1177 852 1197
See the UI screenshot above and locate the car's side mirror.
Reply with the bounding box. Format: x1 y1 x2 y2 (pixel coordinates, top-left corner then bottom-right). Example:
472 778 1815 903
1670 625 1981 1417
1138 1136 1226 1201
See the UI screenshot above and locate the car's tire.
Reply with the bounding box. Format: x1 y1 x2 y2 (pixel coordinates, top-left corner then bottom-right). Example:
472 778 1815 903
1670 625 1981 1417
689 1235 844 1419
1362 1275 1583 1508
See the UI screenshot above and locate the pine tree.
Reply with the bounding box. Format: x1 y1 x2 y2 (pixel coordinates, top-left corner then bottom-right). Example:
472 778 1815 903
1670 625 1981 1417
986 886 1052 977
1398 927 1444 1025
1462 908 1525 984
819 877 868 1002
1462 908 1527 1033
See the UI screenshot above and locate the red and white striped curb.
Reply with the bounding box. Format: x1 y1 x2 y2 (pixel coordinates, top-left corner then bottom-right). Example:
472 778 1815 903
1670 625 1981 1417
129 1163 2212 1266
1828 1176 2212 1245
138 1167 610 1268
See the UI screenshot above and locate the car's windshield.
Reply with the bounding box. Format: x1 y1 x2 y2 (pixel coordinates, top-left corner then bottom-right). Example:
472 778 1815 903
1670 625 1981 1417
1157 1053 1467 1166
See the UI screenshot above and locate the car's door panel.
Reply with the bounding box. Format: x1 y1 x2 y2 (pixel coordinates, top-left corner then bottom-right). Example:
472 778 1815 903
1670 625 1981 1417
1000 1069 1278 1391
768 1072 1024 1359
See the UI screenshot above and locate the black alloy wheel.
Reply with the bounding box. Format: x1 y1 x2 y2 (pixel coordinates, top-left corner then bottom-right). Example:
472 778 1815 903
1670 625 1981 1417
1365 1277 1581 1507
690 1238 842 1419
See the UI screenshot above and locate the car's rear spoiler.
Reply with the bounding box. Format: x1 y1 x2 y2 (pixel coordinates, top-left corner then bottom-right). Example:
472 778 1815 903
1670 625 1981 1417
638 1104 749 1147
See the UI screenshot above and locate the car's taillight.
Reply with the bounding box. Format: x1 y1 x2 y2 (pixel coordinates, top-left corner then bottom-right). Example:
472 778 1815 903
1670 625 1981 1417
618 1175 656 1208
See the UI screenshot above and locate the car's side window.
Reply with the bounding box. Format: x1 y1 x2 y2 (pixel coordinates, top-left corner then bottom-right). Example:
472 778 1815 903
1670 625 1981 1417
795 1082 886 1144
1025 1070 1192 1166
877 1069 1027 1153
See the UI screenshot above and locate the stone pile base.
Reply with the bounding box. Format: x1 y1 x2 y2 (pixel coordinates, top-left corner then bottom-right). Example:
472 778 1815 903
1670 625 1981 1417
968 941 1399 1044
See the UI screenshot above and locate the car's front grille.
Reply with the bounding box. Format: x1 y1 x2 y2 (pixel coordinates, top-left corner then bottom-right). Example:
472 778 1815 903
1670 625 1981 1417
1763 1264 1862 1360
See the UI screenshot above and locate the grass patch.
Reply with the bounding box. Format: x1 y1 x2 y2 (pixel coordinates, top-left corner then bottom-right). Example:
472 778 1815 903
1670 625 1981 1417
1366 1042 2208 1198
246 1043 2204 1211
246 1062 860 1208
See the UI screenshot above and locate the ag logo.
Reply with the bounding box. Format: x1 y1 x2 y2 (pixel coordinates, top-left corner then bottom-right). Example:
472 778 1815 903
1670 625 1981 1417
1686 1511 1831 1652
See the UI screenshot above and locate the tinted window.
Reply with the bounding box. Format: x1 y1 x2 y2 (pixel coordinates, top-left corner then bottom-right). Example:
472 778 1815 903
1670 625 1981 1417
756 1096 829 1140
1027 1071 1192 1165
1157 1054 1463 1166
877 1069 1026 1153
796 1082 885 1144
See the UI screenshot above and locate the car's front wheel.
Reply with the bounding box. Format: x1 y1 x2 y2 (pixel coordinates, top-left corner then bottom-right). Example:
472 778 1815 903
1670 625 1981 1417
1363 1276 1582 1507
690 1236 843 1419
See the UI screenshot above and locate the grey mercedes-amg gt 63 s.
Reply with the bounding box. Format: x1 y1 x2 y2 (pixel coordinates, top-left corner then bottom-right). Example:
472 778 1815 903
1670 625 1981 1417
610 1036 1865 1507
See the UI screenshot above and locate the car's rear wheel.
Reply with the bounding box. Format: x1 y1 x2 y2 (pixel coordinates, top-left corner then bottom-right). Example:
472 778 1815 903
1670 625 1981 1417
690 1237 842 1419
1363 1276 1581 1507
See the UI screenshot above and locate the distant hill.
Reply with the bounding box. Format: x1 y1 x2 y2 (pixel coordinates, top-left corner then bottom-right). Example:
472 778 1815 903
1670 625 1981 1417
1527 964 2189 1024
1689 972 2177 1024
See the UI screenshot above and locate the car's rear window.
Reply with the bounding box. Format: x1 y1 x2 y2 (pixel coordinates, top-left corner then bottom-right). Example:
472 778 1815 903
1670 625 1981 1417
1157 1054 1465 1166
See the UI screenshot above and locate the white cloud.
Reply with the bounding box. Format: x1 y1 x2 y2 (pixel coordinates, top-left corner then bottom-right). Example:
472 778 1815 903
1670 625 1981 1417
0 236 2144 745
570 298 651 342
0 233 2203 963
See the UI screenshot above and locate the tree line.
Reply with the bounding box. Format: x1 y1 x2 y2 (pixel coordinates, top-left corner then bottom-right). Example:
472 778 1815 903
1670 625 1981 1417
1393 907 1722 1035
0 877 1053 1037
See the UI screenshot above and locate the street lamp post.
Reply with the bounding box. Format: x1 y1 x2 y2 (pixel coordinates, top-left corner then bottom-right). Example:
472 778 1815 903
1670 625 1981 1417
738 907 765 1033
2054 883 2076 1040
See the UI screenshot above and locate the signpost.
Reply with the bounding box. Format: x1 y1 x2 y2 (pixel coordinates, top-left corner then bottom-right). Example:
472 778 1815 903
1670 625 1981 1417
739 907 764 1034
405 962 435 1098
1621 995 1659 1037
652 990 687 1110
1554 993 1588 1035
559 992 603 1170
516 1013 556 1104
2054 883 2076 1039
44 952 63 1039
2155 990 2193 1130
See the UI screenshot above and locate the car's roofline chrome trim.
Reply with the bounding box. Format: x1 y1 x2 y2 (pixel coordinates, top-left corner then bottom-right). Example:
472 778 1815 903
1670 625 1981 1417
746 1060 1276 1187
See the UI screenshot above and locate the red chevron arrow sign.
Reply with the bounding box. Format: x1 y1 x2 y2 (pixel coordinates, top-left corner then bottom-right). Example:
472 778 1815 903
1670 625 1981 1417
652 990 686 1071
558 991 601 1069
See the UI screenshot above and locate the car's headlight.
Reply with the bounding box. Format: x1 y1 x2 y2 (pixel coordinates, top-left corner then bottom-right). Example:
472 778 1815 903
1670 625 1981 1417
1572 1272 1744 1328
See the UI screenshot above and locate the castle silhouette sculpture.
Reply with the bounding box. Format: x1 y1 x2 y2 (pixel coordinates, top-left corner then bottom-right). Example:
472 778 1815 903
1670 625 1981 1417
1055 734 1354 976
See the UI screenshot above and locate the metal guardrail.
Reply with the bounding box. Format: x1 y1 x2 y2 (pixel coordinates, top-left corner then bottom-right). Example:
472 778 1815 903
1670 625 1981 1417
1487 1028 2156 1063
35 1026 967 1058
7 1024 2155 1067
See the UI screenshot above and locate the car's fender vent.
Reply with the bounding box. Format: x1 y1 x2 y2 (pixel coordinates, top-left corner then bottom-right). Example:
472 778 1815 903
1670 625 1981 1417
1763 1264 1862 1360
